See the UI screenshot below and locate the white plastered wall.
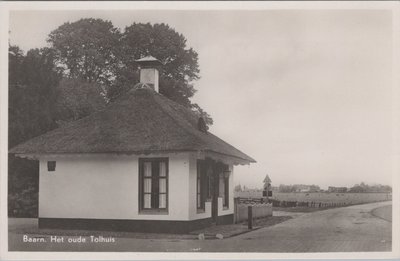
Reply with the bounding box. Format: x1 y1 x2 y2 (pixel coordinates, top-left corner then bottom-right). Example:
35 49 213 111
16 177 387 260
140 68 159 92
38 153 190 220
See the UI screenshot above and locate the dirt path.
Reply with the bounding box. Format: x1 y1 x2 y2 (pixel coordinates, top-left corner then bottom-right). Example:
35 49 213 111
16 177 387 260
8 201 392 252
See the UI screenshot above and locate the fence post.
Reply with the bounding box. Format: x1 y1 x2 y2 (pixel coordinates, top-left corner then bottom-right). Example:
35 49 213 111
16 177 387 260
234 198 238 224
248 205 253 229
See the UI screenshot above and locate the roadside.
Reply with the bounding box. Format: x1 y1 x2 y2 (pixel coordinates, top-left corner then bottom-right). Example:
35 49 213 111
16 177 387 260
10 200 387 243
371 205 392 222
198 201 392 252
8 201 391 252
273 206 337 213
190 216 292 239
8 215 291 242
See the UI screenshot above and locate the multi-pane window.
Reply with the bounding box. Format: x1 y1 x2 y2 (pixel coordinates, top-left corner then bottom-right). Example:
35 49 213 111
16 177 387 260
224 172 229 207
219 171 230 208
196 160 206 210
139 158 168 211
207 171 213 199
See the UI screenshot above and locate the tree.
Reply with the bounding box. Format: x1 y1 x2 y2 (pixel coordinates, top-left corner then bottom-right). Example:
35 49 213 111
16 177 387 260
278 184 291 193
47 18 121 85
8 45 25 86
191 103 213 126
9 47 60 147
115 22 213 124
55 77 107 125
234 184 242 192
115 22 199 88
47 19 213 125
380 185 392 193
309 185 320 192
349 184 365 193
349 182 392 193
9 46 61 217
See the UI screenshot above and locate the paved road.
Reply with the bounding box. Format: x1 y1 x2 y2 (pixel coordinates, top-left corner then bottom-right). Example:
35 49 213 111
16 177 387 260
371 204 392 222
9 201 392 252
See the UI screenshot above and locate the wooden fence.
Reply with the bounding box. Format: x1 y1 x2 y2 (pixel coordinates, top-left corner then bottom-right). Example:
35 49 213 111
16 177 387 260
235 191 392 205
235 195 390 208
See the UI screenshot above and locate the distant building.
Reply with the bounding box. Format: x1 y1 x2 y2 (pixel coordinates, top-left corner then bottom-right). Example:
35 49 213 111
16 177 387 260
328 186 348 193
271 186 279 192
294 184 312 192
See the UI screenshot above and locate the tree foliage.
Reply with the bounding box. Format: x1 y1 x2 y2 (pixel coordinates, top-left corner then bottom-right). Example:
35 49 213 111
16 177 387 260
9 47 60 147
113 23 199 98
47 18 121 85
234 184 242 192
278 184 321 193
349 182 392 193
47 19 213 125
8 45 61 217
55 77 107 125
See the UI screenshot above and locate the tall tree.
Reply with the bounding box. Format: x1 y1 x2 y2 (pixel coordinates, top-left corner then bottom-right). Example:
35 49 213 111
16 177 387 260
48 19 213 125
9 47 60 147
8 46 61 217
47 18 121 85
114 23 199 95
55 77 107 126
9 45 25 86
114 23 211 122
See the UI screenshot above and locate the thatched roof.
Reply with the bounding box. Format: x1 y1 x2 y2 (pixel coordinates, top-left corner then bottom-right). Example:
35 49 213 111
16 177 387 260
9 86 255 163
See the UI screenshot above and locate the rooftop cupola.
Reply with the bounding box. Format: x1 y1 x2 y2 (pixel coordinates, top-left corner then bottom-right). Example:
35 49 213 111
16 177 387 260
135 56 163 93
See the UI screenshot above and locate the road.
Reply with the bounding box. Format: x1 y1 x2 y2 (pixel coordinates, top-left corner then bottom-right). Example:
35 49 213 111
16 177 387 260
9 201 392 252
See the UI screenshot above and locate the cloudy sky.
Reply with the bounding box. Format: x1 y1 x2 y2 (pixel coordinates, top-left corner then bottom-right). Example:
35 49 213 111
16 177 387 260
9 7 394 189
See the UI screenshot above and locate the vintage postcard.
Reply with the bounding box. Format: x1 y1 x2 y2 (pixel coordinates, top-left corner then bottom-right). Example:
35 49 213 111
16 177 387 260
0 1 399 260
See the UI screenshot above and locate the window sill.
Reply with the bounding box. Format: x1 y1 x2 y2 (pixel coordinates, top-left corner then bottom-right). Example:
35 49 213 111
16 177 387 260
139 209 169 215
223 206 229 210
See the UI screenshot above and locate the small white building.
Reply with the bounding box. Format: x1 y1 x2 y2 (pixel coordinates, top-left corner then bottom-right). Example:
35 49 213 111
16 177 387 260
9 56 255 233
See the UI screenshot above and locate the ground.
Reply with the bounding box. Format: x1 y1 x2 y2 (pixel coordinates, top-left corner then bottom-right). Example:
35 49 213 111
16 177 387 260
8 201 391 252
371 204 392 222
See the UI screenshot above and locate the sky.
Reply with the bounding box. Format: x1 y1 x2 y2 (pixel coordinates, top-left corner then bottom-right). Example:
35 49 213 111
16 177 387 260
9 8 395 189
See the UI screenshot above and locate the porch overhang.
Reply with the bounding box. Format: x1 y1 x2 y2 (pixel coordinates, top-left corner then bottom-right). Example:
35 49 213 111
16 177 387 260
195 150 255 166
12 149 255 166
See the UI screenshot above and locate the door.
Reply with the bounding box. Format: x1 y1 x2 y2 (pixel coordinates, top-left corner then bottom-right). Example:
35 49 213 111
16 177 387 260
206 159 228 224
205 158 219 223
211 170 219 222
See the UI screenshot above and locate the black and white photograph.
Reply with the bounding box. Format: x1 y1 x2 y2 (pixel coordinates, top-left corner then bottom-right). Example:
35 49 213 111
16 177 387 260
0 1 399 259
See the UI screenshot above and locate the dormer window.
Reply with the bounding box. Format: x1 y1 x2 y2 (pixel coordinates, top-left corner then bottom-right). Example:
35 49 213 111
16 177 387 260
198 117 207 133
